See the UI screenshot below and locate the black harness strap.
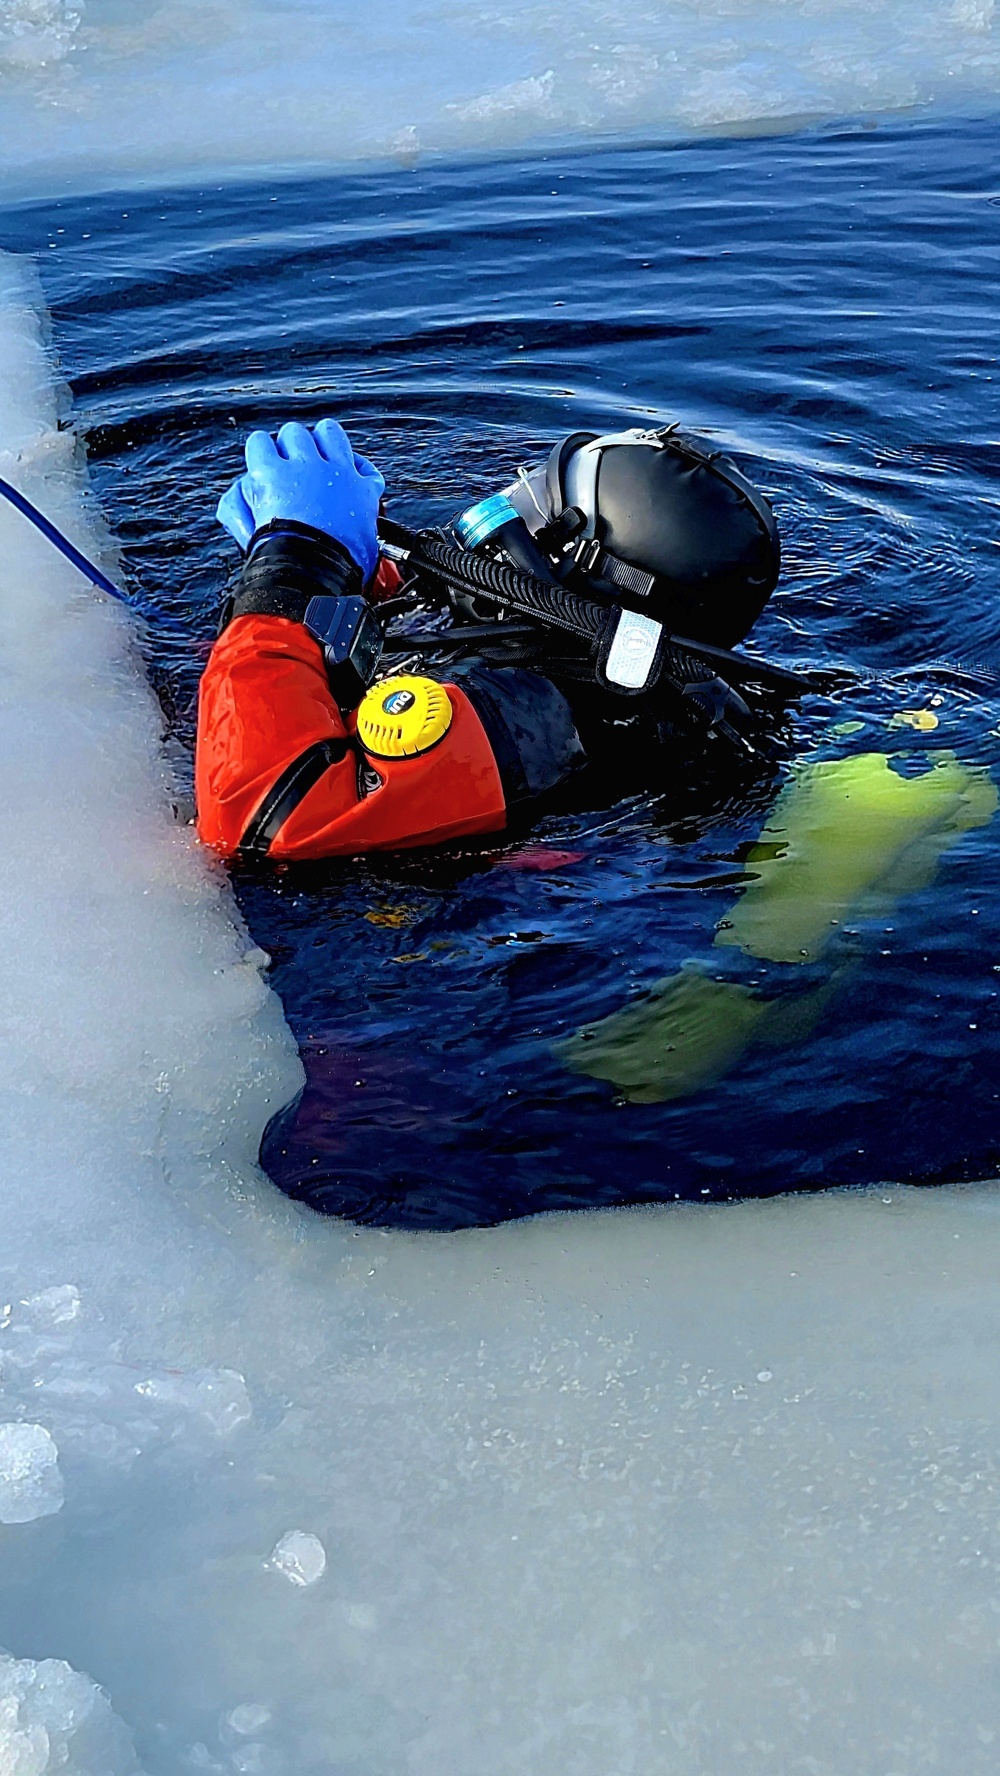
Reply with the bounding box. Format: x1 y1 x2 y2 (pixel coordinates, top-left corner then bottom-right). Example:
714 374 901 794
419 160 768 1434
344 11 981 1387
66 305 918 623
572 538 656 603
239 736 349 857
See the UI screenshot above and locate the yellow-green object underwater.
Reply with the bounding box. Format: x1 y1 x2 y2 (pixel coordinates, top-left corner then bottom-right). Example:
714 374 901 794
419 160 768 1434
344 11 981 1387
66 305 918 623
557 751 996 1104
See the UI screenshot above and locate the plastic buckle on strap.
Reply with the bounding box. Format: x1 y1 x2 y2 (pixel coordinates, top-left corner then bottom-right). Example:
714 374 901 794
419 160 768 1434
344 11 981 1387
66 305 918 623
577 539 656 603
573 536 603 574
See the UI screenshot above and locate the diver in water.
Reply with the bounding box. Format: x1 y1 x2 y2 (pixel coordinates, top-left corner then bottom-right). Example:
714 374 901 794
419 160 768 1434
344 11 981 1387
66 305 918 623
194 416 999 1135
195 416 786 861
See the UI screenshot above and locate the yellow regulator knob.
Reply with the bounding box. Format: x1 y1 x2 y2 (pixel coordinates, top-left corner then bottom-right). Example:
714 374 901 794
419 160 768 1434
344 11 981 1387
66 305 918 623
356 675 454 759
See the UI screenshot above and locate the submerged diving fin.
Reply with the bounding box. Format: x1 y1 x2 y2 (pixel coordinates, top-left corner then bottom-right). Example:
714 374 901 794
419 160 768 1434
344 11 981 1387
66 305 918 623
557 750 997 1104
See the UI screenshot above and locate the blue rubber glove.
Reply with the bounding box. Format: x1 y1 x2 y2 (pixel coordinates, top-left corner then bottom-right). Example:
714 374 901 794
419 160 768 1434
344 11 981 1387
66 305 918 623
216 419 385 580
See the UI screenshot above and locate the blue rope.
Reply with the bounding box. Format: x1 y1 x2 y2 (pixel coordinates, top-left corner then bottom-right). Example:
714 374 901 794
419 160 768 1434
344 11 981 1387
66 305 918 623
0 472 135 608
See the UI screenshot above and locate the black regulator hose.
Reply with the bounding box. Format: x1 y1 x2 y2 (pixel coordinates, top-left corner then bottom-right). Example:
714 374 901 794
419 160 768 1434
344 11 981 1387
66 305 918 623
379 516 608 644
377 515 806 699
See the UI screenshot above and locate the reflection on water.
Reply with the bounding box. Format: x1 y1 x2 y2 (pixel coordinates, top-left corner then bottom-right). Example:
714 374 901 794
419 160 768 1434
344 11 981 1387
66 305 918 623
3 117 998 1223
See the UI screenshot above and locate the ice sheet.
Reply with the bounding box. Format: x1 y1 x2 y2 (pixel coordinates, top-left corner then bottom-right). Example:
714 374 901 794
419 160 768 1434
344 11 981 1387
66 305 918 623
0 0 999 198
3 251 1000 1773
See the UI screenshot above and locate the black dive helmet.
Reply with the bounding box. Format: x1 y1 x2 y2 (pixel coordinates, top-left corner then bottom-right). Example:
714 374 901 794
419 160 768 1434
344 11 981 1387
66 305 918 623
505 426 780 649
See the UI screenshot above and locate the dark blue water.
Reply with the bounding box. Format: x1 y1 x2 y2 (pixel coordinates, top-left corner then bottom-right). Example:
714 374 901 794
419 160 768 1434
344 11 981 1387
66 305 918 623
4 118 999 1226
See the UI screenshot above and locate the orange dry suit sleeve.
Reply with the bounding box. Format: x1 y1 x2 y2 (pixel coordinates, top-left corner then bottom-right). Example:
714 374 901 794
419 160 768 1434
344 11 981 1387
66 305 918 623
196 612 508 860
195 527 585 861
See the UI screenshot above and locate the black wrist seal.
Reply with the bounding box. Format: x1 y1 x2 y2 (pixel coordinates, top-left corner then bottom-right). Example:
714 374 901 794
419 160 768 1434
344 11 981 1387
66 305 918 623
222 521 365 629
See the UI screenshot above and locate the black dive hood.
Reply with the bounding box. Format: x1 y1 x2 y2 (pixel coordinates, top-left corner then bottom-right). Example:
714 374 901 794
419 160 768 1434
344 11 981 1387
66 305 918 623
508 425 781 649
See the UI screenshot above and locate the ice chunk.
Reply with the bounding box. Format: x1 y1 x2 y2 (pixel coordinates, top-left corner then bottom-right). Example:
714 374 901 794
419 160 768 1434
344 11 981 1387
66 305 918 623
181 1747 225 1775
19 1286 80 1328
222 1706 272 1740
229 1749 267 1776
0 1424 63 1524
0 1710 49 1776
267 1532 326 1589
0 1649 143 1775
132 1369 252 1439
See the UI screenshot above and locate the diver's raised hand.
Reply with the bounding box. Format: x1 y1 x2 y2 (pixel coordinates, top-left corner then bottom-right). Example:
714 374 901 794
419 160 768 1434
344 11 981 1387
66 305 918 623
216 418 384 580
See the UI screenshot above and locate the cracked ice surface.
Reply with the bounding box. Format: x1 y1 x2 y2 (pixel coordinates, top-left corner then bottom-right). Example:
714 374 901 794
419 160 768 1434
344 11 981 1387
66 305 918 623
4 249 1000 1774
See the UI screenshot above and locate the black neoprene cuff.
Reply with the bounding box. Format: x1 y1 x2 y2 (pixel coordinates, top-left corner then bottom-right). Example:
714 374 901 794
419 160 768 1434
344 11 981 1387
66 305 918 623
224 522 365 627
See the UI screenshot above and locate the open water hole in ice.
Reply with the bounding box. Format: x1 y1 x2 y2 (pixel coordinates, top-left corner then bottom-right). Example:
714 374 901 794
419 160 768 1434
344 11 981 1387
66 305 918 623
1 118 1000 1776
5 118 998 1227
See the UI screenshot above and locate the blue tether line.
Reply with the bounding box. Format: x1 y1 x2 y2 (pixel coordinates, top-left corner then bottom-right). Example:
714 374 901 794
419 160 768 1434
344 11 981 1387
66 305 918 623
0 471 139 610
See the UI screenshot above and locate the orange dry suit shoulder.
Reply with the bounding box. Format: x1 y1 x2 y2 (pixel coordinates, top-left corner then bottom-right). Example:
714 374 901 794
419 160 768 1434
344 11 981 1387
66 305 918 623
195 526 585 861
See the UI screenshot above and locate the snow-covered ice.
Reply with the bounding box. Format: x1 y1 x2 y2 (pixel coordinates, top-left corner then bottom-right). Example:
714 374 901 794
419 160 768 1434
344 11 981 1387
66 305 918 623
3 243 1000 1774
0 0 999 197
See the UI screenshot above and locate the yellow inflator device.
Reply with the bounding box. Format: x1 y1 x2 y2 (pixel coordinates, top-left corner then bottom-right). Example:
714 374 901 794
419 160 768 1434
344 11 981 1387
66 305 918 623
356 675 453 759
